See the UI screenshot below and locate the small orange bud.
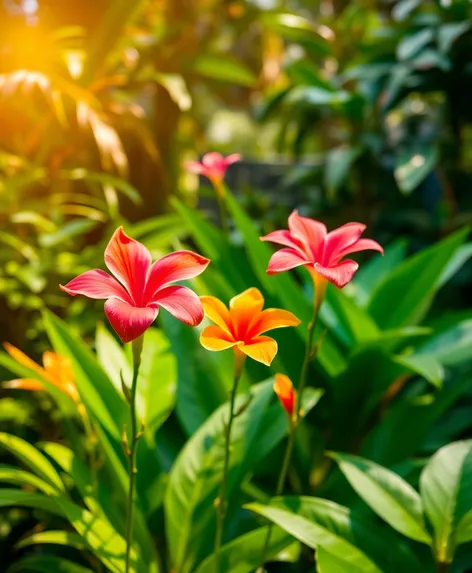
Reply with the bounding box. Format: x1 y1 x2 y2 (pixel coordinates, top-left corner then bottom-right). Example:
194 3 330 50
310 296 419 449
273 374 295 416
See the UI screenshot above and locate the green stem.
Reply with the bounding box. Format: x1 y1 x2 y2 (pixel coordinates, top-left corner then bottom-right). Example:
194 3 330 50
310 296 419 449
214 351 245 573
124 335 144 573
295 303 319 426
215 183 229 236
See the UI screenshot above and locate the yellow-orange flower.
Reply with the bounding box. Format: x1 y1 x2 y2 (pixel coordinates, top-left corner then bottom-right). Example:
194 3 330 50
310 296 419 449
200 288 300 366
273 373 296 416
3 343 79 402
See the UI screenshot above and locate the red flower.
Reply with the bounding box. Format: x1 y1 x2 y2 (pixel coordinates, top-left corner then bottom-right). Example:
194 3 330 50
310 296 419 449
185 152 241 186
261 210 383 288
60 227 210 343
273 373 296 417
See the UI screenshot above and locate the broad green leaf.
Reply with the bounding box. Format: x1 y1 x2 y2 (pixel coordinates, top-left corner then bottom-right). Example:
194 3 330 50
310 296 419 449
194 526 292 573
437 243 472 289
329 453 431 544
438 22 471 54
96 322 130 395
43 310 126 439
193 54 257 87
0 433 64 492
417 319 472 368
394 146 438 194
420 440 472 562
324 145 363 197
9 555 93 573
164 380 274 573
394 353 444 388
367 228 468 329
16 530 86 550
287 86 351 106
316 546 366 573
0 490 143 573
397 29 434 61
0 464 56 495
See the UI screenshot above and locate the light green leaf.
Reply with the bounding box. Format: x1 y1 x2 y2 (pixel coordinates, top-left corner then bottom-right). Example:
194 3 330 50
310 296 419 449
420 440 472 562
316 546 366 573
397 29 434 61
395 146 438 194
193 54 257 87
194 526 292 573
0 433 64 492
329 453 431 544
16 530 86 550
0 464 57 495
438 22 471 54
394 353 444 388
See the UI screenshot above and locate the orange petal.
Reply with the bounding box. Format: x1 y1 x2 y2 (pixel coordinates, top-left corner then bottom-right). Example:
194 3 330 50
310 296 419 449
200 325 237 351
3 343 45 377
3 378 44 391
238 336 278 366
273 373 295 415
42 352 79 400
249 308 301 337
200 296 233 334
230 288 265 339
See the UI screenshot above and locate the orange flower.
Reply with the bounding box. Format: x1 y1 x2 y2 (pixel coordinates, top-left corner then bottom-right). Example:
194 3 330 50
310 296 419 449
200 288 300 366
273 373 296 417
2 343 79 402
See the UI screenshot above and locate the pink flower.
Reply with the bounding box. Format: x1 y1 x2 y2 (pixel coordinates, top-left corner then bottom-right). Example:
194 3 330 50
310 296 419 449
185 152 241 186
261 210 383 289
60 227 210 343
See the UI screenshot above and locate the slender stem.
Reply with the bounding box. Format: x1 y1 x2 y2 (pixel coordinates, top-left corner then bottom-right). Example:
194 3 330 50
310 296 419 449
214 351 245 573
215 183 229 236
295 304 319 426
124 336 143 573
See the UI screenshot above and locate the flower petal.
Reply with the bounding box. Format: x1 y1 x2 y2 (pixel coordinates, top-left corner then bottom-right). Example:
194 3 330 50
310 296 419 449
324 222 366 264
334 238 384 261
3 343 45 377
288 211 327 259
200 296 233 334
273 373 295 415
250 308 301 337
229 288 265 340
223 153 242 166
266 248 311 275
185 160 205 174
60 269 131 302
238 336 278 366
3 378 44 391
200 325 237 351
104 227 151 305
153 285 204 326
104 299 158 343
144 250 210 301
260 229 307 256
314 259 359 288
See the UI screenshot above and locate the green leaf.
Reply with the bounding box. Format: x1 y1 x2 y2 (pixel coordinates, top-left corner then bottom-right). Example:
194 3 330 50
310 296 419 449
394 146 438 194
9 555 94 573
0 464 57 495
16 530 86 550
397 29 434 61
316 546 366 573
0 433 64 492
329 453 431 544
324 145 363 197
247 497 386 573
164 380 274 573
393 353 444 388
194 526 292 573
43 310 126 439
455 509 472 545
438 22 471 54
420 440 472 562
287 86 351 106
193 54 257 87
417 319 472 368
39 219 98 248
367 228 468 329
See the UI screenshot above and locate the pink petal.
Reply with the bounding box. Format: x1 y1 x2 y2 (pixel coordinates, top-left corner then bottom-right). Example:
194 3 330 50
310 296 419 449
104 299 158 343
288 211 327 260
223 153 242 166
324 222 366 265
202 152 225 168
104 227 151 306
266 248 311 275
153 285 204 326
314 259 359 288
260 230 308 257
185 160 205 174
60 269 132 302
335 238 384 261
144 250 210 301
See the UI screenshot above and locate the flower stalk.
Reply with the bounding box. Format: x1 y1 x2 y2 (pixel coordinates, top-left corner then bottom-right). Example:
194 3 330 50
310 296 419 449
214 349 246 573
124 335 144 573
